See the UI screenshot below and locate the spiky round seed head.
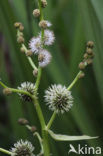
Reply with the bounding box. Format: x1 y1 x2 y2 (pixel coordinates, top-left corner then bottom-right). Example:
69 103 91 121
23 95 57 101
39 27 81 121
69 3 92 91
41 0 47 8
17 36 25 43
18 82 35 102
33 69 38 77
87 41 94 48
78 62 86 70
31 126 37 133
39 29 55 46
20 47 26 53
86 48 93 55
10 140 35 156
79 72 85 79
86 59 93 65
83 53 88 59
3 88 12 95
33 9 40 17
38 49 52 68
18 118 29 125
29 37 42 54
14 22 21 28
26 50 33 57
45 84 73 114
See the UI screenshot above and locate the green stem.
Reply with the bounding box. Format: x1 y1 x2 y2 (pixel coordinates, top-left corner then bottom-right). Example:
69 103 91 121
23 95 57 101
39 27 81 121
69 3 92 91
0 80 32 97
0 148 12 155
33 97 45 129
34 132 44 155
22 44 38 70
32 96 50 156
67 71 82 91
0 81 8 88
35 67 42 90
46 112 56 130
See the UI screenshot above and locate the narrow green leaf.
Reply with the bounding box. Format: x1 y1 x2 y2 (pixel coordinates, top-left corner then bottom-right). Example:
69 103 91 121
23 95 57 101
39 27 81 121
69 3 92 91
48 130 98 141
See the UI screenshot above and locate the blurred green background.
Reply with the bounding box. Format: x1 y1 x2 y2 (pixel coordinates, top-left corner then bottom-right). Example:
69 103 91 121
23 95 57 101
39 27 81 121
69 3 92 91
0 0 103 155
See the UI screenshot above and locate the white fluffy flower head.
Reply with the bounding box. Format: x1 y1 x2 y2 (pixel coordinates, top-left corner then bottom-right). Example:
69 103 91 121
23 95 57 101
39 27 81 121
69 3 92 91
38 49 52 67
18 82 35 102
39 29 55 46
10 139 35 156
29 37 42 54
45 84 73 113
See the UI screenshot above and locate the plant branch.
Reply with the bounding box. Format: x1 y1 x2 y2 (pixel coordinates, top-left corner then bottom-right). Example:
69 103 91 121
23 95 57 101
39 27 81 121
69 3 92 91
0 80 32 97
0 148 12 155
46 111 56 130
67 71 82 91
34 132 44 156
21 44 38 70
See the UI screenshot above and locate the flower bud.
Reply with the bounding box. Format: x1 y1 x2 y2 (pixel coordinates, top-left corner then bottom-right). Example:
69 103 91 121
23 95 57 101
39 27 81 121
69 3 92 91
79 72 85 79
86 48 93 55
19 24 24 31
78 62 86 70
83 53 88 59
17 36 25 43
39 20 47 29
33 9 40 17
14 22 21 28
26 50 33 57
41 0 47 8
3 88 12 95
33 69 38 77
87 41 94 48
18 118 29 125
30 126 37 133
20 47 26 53
86 59 93 65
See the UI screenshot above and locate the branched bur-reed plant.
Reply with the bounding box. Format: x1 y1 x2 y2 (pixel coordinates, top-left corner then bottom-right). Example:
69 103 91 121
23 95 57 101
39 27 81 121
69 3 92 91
0 0 98 156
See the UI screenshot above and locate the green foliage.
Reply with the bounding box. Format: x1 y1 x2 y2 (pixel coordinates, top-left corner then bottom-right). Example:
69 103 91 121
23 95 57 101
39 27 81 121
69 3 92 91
0 0 102 155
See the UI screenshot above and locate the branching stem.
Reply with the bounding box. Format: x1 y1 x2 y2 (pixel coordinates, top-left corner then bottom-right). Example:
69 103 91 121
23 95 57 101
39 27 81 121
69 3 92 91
0 148 12 155
67 71 82 90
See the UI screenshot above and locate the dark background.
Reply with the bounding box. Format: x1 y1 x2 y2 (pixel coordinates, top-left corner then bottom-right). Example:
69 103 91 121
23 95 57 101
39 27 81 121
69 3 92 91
0 0 103 155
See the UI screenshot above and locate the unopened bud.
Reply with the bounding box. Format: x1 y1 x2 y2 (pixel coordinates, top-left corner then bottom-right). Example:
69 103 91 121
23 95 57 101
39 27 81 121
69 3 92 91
20 47 26 53
87 41 94 48
79 72 85 79
39 20 47 29
86 48 93 55
18 118 29 125
31 126 37 133
41 0 47 8
33 9 40 17
17 36 25 43
3 88 12 95
78 62 86 70
19 24 24 31
83 53 88 59
14 22 21 28
86 59 93 65
26 50 33 57
33 69 38 77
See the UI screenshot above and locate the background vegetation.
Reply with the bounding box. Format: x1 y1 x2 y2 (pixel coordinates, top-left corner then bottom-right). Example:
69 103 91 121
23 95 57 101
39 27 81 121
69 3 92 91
0 0 103 155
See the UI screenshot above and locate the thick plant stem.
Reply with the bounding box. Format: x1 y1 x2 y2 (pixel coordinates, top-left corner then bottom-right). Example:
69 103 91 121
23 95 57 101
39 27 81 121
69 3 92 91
0 148 12 155
33 97 50 156
42 130 50 156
